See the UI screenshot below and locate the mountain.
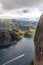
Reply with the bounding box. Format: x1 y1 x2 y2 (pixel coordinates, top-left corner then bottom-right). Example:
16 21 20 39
0 18 38 29
12 18 38 26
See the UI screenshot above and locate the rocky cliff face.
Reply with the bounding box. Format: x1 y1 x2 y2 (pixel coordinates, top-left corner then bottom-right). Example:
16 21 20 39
0 30 11 46
34 15 43 42
0 29 19 46
34 15 43 65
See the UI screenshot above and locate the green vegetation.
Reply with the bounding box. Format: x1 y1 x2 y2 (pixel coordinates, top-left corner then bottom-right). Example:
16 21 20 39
30 61 34 65
0 19 36 38
0 19 36 47
0 28 35 46
24 29 35 38
0 26 35 40
12 28 35 38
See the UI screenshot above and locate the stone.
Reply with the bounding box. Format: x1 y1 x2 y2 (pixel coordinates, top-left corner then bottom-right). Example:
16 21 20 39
0 30 11 46
34 15 43 65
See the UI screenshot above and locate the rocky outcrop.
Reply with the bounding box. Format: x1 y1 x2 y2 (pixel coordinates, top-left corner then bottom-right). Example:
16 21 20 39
0 29 20 46
34 15 43 42
0 30 11 46
34 15 43 65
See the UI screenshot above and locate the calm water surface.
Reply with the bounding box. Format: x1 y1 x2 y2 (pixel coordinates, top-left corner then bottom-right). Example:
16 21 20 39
0 38 35 65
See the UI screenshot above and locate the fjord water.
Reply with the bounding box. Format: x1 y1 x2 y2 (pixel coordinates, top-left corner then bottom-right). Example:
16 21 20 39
0 38 35 65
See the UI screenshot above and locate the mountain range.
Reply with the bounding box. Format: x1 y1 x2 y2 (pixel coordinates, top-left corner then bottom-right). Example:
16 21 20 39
0 18 38 29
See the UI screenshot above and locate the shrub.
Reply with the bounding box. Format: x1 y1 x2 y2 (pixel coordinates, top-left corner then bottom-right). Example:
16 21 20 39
30 60 34 65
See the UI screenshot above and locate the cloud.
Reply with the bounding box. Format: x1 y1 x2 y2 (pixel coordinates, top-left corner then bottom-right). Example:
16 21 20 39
0 3 3 10
0 8 42 21
0 0 43 10
0 0 43 20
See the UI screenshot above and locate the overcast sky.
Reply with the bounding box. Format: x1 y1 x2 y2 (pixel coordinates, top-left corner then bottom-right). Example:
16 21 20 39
0 0 43 10
0 0 43 20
